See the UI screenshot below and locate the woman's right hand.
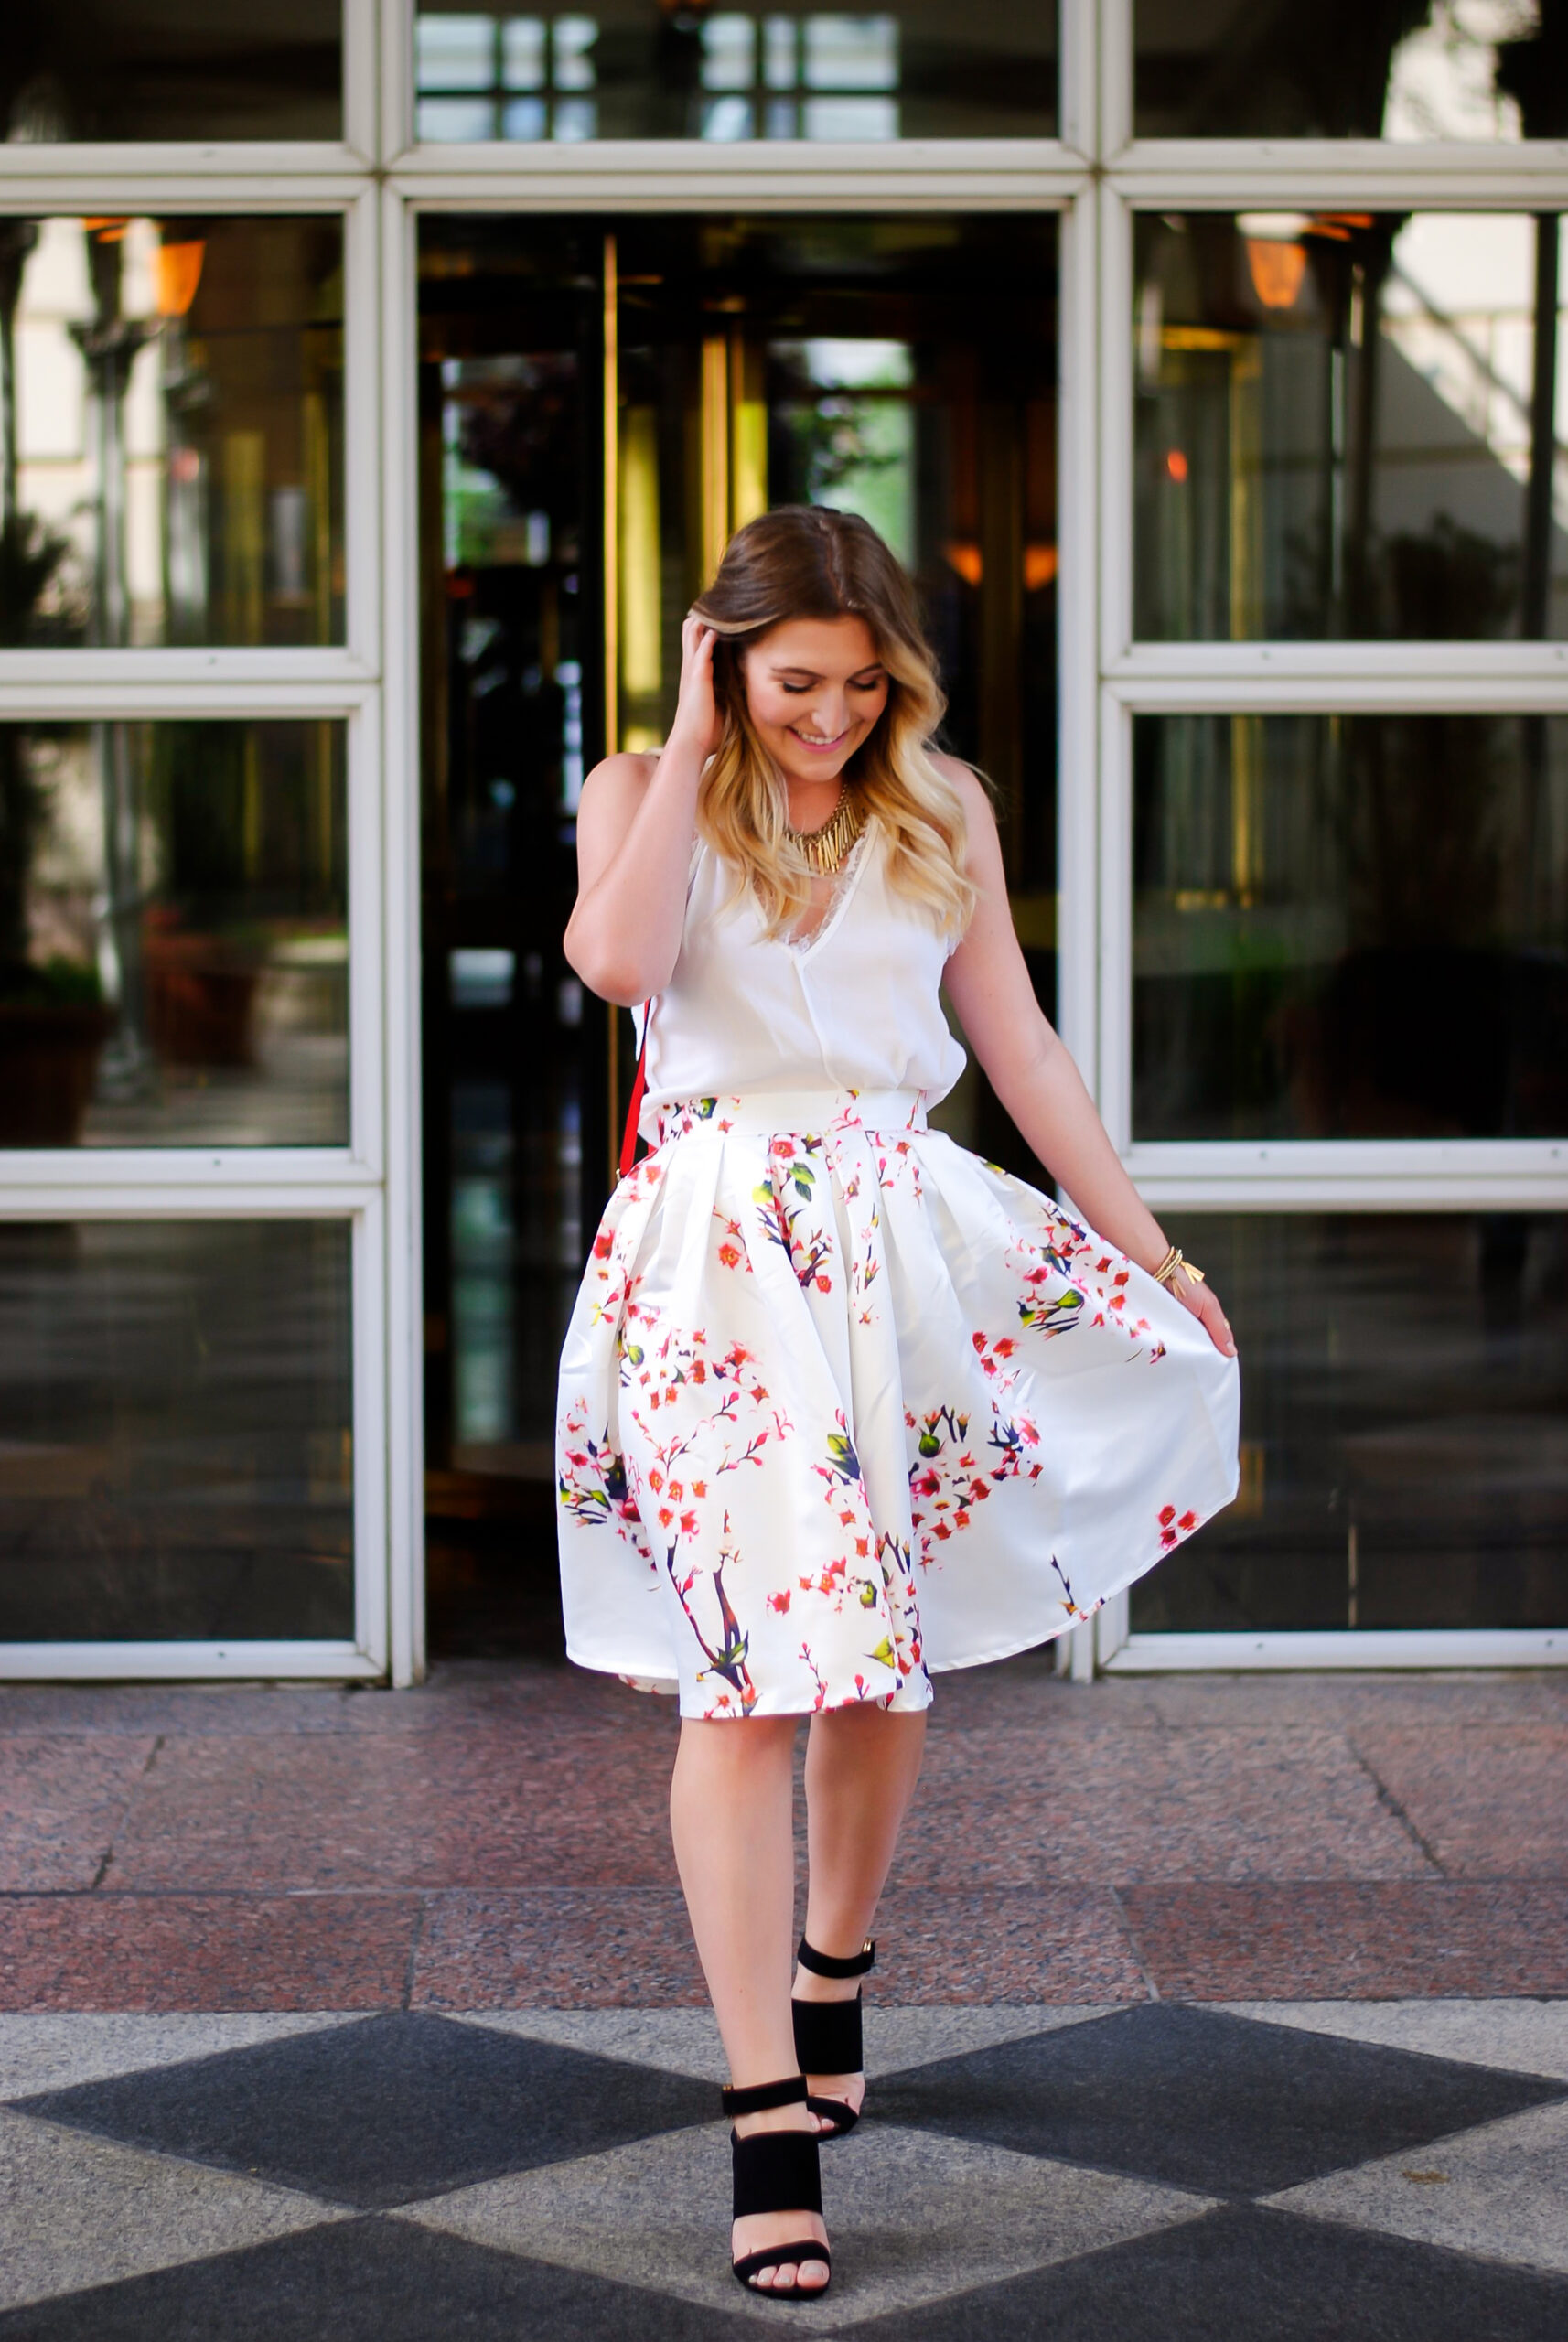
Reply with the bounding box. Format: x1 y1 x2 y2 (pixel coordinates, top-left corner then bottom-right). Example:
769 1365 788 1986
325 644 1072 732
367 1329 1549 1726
1171 1266 1238 1359
670 612 722 761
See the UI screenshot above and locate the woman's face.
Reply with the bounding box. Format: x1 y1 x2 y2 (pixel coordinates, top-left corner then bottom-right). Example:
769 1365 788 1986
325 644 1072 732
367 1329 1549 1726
739 615 889 789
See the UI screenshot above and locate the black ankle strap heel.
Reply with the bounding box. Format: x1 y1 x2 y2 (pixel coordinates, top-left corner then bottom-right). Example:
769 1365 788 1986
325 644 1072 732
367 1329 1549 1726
797 1937 876 1982
723 2073 832 2300
792 1936 875 2138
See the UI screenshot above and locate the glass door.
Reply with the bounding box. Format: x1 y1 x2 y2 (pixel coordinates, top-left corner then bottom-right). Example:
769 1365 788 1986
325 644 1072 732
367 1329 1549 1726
416 211 1058 1650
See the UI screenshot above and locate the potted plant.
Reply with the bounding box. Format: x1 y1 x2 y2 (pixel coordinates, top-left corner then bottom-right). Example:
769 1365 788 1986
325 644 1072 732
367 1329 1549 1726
142 903 263 1068
0 953 114 1148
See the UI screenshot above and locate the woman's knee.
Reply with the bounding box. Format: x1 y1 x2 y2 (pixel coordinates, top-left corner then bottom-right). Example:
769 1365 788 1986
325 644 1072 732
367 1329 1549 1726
809 1703 926 1749
679 1714 800 1771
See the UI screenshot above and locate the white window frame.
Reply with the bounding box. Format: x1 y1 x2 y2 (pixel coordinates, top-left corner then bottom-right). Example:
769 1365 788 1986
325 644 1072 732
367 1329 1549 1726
4 1 1564 1681
0 1192 386 1682
0 44 399 1679
1085 3 1568 1674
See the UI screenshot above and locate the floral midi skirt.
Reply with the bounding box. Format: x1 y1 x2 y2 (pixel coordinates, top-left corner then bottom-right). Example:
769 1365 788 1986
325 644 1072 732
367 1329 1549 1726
555 1089 1240 1719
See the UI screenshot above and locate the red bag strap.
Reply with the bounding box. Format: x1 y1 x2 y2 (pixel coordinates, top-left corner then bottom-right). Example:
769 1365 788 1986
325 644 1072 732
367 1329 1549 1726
618 1000 652 1179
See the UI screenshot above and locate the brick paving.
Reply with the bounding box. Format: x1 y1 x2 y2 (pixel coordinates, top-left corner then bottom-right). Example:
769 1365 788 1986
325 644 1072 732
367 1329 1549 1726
1 1655 1563 2011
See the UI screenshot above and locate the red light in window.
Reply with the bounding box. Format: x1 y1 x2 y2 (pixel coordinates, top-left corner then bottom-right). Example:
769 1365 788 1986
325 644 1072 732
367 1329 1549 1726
1024 543 1057 591
154 241 206 318
1165 448 1188 483
1245 237 1308 308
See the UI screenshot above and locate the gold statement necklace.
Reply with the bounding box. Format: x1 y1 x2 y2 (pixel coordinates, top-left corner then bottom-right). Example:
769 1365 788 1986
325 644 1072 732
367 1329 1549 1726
782 783 865 876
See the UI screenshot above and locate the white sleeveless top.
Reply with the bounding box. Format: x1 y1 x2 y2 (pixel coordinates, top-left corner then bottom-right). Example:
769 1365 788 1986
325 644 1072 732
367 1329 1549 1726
639 818 966 1127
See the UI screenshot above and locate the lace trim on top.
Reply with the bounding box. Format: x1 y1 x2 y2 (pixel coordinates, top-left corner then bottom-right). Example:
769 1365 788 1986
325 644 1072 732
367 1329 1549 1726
783 825 873 956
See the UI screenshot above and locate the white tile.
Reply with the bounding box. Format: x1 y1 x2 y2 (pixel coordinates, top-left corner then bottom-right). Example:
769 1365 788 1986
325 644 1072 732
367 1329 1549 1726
398 2118 1213 2328
1222 2001 1568 2083
450 2004 1112 2088
0 2014 371 2103
1267 2099 1568 2277
866 2005 1114 2075
450 2007 729 2081
0 2108 347 2312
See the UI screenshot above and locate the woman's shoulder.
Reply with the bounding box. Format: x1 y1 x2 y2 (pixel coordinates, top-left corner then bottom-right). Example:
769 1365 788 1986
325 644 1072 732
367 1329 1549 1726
575 749 661 848
580 747 660 801
919 752 1000 869
927 750 996 826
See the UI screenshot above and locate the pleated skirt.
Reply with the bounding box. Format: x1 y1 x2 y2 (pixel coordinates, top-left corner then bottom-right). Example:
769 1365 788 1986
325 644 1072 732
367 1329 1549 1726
555 1089 1240 1719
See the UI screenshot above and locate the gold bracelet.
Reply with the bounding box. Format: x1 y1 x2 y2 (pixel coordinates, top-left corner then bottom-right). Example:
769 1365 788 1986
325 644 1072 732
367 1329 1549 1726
1152 1244 1207 1292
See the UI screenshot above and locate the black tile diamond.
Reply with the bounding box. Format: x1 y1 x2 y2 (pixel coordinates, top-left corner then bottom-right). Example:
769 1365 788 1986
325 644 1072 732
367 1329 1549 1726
851 2204 1568 2342
873 2004 1567 2197
0 2216 760 2341
19 2013 716 2208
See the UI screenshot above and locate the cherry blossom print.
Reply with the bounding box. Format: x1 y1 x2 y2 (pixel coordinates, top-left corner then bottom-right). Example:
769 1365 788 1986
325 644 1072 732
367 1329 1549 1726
556 1088 1240 1719
1157 1501 1201 1552
662 1512 757 1714
557 1399 653 1573
754 1134 836 1291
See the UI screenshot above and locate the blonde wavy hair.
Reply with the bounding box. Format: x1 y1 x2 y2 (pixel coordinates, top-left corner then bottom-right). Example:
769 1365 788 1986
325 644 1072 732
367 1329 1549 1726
691 506 977 940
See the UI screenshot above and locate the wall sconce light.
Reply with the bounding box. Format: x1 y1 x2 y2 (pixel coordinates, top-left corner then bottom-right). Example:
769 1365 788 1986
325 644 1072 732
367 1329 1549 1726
153 240 205 318
1238 211 1311 311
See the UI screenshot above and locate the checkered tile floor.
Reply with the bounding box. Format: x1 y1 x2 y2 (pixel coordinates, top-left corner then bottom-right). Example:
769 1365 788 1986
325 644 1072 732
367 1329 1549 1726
3 2001 1567 2337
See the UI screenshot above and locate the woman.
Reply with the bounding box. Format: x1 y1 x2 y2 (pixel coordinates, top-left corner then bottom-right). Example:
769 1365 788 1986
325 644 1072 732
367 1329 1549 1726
557 506 1239 2302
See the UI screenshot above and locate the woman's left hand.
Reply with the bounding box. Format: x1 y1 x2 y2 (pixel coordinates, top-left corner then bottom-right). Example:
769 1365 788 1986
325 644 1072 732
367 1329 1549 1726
1174 1270 1237 1359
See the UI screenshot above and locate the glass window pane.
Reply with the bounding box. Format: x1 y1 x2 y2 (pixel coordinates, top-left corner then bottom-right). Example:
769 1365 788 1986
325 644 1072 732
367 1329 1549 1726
1133 714 1568 1143
1 720 348 1149
1133 212 1568 643
0 1219 353 1642
2 216 344 649
1132 1213 1568 1635
1134 2 1568 142
1 4 340 143
415 15 499 93
412 5 1058 140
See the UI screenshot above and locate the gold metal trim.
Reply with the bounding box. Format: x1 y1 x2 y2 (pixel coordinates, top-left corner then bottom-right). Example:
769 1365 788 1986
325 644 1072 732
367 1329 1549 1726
603 231 619 755
730 327 768 534
700 330 730 588
604 233 621 1187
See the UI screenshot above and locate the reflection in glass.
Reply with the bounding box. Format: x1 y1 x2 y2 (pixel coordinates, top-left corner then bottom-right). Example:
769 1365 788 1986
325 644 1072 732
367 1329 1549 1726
0 1219 353 1642
0 4 340 142
1133 714 1568 1142
1134 1 1568 142
1132 1214 1568 1634
0 722 347 1149
1134 212 1567 642
0 217 343 650
413 5 1057 140
768 339 916 562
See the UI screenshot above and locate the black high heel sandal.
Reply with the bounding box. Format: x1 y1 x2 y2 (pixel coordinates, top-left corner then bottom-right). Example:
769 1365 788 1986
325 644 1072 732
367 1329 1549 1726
791 1935 875 2137
723 2075 832 2301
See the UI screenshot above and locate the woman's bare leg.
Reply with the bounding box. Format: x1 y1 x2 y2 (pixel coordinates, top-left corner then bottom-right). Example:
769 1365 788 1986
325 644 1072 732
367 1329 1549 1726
796 1705 928 2119
669 1714 828 2294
